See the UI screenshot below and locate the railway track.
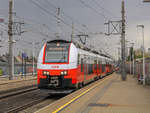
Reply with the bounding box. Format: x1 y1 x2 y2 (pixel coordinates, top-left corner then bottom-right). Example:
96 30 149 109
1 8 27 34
0 91 65 113
0 85 38 99
0 75 110 113
5 97 47 113
0 86 65 113
0 89 48 113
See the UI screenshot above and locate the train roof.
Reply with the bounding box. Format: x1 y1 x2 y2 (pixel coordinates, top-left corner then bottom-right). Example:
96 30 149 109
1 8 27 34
77 48 111 60
46 39 113 61
47 39 71 44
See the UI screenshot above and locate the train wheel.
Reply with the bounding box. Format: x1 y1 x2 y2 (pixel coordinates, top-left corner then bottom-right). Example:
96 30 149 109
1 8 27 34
78 83 82 88
99 76 102 79
82 82 85 87
75 83 79 89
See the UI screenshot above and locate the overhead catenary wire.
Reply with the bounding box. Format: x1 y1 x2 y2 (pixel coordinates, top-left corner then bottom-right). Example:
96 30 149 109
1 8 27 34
91 0 117 18
0 8 54 41
44 0 89 31
14 15 55 33
29 0 110 46
29 0 81 33
28 0 115 54
76 0 109 21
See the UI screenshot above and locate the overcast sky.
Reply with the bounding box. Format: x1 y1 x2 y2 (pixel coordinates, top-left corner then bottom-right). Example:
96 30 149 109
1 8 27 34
0 0 150 59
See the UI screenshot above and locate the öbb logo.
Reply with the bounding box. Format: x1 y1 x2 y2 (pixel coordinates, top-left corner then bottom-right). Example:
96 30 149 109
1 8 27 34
51 66 59 68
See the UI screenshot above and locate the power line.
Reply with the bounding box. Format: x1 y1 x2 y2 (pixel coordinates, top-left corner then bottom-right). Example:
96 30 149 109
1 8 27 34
76 0 109 20
0 10 53 40
29 0 81 33
14 15 55 33
91 0 117 18
44 0 89 31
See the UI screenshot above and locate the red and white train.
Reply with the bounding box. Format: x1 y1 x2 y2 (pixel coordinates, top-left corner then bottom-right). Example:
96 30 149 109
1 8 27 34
37 39 114 93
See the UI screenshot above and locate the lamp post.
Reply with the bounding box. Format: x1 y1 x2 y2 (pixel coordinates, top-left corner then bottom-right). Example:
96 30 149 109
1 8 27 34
125 46 131 74
32 42 35 75
137 25 145 85
131 43 134 76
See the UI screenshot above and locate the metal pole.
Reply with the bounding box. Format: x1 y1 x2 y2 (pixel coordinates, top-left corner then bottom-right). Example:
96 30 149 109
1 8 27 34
56 7 60 39
118 47 120 61
142 27 145 85
71 22 74 42
133 51 134 75
132 44 134 76
130 47 131 74
33 42 35 75
8 0 13 80
121 0 126 80
21 53 23 78
137 25 145 85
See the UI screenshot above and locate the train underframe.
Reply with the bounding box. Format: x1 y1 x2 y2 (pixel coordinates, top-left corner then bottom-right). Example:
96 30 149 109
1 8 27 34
38 70 113 94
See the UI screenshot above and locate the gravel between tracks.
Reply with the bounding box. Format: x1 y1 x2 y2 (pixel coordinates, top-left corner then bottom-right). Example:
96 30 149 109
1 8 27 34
0 89 66 113
19 94 67 113
0 89 46 113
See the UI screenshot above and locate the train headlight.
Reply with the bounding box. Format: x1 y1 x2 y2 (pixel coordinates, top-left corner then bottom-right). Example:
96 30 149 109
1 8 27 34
43 71 47 75
64 71 68 75
60 71 68 75
43 71 50 76
46 71 50 75
61 71 64 75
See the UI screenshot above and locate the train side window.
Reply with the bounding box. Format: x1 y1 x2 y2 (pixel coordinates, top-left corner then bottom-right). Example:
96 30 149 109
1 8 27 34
87 64 93 74
81 58 83 72
102 64 105 73
99 61 101 69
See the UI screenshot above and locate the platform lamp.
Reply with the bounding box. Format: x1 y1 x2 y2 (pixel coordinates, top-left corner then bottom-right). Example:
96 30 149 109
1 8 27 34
137 25 145 85
130 43 134 76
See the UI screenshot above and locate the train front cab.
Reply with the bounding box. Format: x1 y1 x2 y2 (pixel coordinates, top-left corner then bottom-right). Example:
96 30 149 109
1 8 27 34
37 40 79 90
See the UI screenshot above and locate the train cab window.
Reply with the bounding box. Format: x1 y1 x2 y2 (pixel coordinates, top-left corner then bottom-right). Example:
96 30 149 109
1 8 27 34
81 58 83 72
45 43 70 63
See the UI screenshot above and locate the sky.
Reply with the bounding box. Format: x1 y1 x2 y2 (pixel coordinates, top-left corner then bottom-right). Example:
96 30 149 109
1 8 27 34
0 0 150 59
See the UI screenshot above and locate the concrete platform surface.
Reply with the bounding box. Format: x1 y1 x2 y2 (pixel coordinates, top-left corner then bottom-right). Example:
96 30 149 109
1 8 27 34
0 75 37 92
35 73 150 113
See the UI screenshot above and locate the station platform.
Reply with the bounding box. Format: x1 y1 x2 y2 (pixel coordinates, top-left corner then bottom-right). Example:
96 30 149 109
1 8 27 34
0 75 37 92
35 73 150 113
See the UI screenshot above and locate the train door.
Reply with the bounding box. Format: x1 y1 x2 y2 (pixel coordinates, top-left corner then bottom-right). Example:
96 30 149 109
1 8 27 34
94 59 97 74
81 56 86 84
83 56 87 83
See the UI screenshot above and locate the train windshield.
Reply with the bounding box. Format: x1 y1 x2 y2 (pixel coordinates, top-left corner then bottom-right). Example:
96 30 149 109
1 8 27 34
45 43 69 63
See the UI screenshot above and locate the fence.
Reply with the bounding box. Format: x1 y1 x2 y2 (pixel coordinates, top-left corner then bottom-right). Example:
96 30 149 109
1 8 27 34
0 63 37 76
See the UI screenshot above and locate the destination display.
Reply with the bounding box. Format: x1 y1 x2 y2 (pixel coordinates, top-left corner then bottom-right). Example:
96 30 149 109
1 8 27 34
47 47 67 51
